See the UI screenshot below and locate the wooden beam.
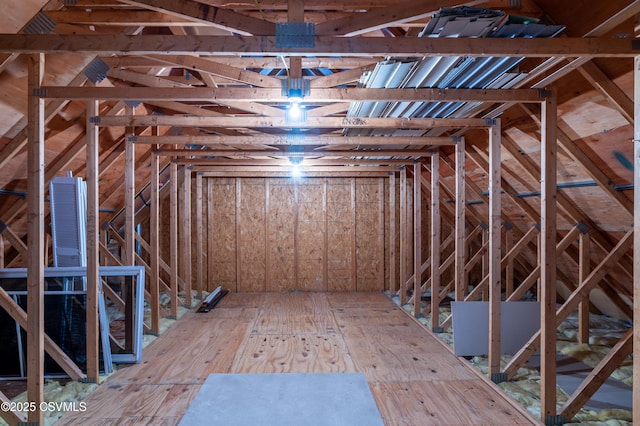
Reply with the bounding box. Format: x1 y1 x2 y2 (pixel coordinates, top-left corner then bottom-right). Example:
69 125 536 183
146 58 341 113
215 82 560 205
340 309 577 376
315 0 482 37
633 54 640 426
578 61 633 124
578 231 591 344
124 121 135 266
118 0 276 36
86 98 101 383
454 140 465 301
399 167 408 304
430 153 441 330
0 288 85 381
0 224 28 259
540 92 558 422
26 53 45 425
504 229 633 379
42 86 551 103
195 173 204 299
487 121 501 381
561 328 634 421
0 389 26 425
134 135 457 146
169 162 179 318
389 173 396 294
1 34 636 57
149 139 161 333
504 224 514 298
413 162 422 317
97 115 488 129
180 166 192 307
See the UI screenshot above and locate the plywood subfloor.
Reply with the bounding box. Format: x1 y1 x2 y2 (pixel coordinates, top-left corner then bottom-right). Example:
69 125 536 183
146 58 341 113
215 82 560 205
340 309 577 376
58 292 537 425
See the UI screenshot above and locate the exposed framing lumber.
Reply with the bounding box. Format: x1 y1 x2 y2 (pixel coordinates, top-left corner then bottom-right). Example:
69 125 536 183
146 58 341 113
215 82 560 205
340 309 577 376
389 173 396 294
124 117 135 266
399 167 408 304
487 121 501 380
503 229 633 379
169 162 179 318
0 389 26 425
413 162 422 316
41 86 553 103
149 135 161 333
207 178 214 292
540 92 558 422
0 34 636 57
26 53 45 425
0 225 27 259
134 135 457 146
195 173 204 299
0 288 85 381
560 328 633 421
118 0 276 36
578 231 591 344
86 98 101 383
504 224 514 298
454 140 466 301
430 153 441 331
179 166 192 307
633 54 640 426
97 115 488 129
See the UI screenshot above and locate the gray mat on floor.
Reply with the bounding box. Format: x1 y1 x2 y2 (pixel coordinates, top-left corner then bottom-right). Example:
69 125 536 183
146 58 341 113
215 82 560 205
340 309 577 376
179 373 384 426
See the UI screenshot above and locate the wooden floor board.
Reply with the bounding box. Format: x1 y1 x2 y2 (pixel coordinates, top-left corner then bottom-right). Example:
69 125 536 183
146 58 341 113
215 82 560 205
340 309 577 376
58 292 536 425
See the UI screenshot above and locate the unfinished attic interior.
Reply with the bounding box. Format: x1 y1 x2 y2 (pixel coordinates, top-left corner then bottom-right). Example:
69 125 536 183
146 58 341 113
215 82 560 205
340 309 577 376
0 0 640 424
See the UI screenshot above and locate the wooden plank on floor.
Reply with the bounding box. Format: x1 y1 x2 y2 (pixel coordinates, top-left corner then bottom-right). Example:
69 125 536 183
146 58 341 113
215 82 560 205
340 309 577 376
58 292 537 426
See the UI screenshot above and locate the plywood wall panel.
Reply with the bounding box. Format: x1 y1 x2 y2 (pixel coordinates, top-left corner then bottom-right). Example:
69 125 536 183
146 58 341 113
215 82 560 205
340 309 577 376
237 179 266 292
210 179 237 292
204 177 389 293
356 179 384 291
297 179 325 291
267 180 296 291
326 179 355 292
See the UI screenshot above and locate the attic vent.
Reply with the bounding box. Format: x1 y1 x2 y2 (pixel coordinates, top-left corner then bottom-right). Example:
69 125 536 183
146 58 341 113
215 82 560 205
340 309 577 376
276 22 315 48
24 13 56 35
84 57 110 84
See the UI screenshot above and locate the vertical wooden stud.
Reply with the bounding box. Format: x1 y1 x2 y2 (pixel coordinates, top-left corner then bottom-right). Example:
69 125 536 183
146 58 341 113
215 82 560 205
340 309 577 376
180 167 192 307
27 53 45 424
488 120 502 381
149 149 160 333
207 179 214 292
413 162 422 317
540 91 558 423
505 224 514 298
454 139 466 301
195 173 204 299
124 111 135 266
235 178 241 292
378 178 385 290
632 55 640 426
431 153 441 330
169 162 178 318
389 173 397 294
578 231 591 344
399 168 407 304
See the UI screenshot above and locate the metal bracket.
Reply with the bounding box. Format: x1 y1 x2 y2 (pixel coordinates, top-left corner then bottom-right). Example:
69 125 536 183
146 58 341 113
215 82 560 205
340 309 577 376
126 135 137 143
432 327 444 334
502 221 513 231
479 221 489 231
544 415 566 426
79 377 97 384
574 220 590 234
537 88 553 98
632 39 640 51
490 372 508 384
89 116 101 124
0 220 7 233
276 22 315 48
32 87 48 97
484 118 497 126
